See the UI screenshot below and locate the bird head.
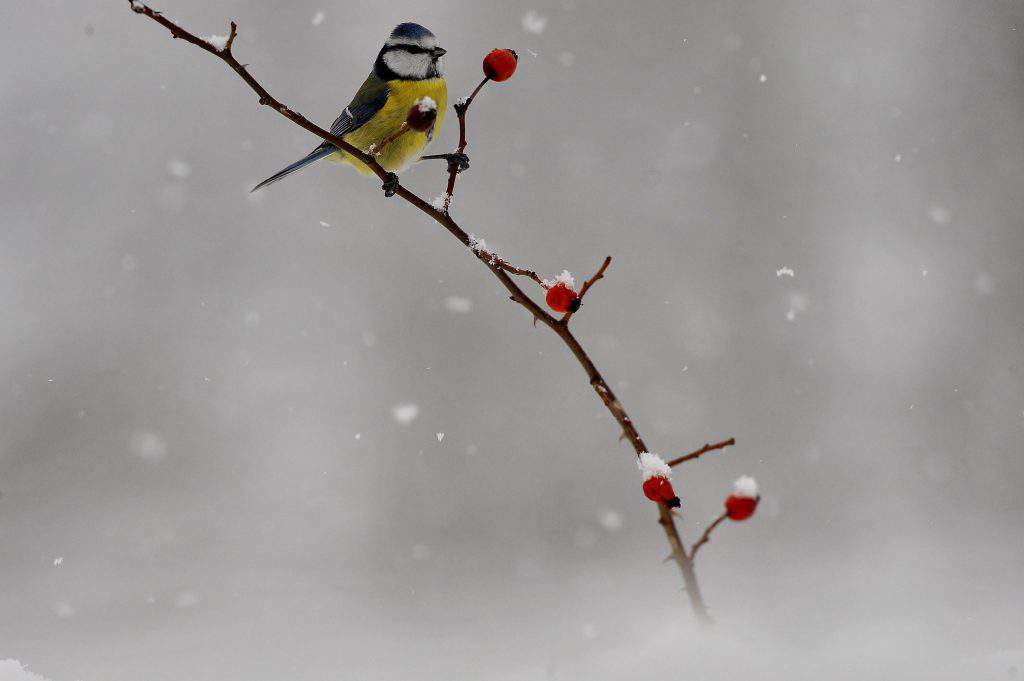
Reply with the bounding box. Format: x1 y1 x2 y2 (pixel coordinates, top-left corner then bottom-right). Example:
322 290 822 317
376 23 446 80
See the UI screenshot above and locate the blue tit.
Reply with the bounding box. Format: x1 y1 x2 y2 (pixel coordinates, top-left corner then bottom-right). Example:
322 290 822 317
252 23 447 192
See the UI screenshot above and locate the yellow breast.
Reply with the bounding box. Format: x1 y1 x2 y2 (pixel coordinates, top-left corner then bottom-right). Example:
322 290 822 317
332 78 447 175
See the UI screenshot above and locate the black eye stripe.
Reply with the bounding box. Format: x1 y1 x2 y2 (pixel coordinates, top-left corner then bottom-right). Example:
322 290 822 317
386 44 430 54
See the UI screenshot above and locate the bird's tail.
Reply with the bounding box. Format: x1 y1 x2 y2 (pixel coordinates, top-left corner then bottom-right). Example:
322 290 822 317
251 145 334 192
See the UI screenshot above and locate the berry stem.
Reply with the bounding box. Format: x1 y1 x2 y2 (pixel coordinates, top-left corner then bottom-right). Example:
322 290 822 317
690 511 729 560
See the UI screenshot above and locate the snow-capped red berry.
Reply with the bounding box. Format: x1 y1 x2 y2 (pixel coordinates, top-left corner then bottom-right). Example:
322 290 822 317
638 452 680 507
546 282 577 313
483 48 518 82
407 96 438 132
544 270 578 313
724 475 759 521
725 495 757 520
643 476 681 508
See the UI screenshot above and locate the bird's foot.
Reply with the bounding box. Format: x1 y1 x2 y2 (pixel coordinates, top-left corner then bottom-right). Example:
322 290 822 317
381 172 399 197
445 152 470 174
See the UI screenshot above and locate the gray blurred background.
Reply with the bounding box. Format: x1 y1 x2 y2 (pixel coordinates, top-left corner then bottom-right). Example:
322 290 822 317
2 1 1023 679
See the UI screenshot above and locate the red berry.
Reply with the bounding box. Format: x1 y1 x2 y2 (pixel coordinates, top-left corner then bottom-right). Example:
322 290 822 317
725 494 758 521
545 282 577 313
642 476 681 508
406 97 438 132
483 48 518 82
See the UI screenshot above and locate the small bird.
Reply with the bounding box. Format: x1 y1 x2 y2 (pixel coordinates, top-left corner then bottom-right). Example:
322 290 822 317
252 23 448 193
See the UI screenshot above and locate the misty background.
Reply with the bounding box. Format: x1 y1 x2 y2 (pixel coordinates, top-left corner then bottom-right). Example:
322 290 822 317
2 1 1023 679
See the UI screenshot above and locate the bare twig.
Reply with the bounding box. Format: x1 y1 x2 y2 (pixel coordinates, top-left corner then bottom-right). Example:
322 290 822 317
560 255 611 323
667 437 736 467
127 3 735 624
427 76 489 213
467 244 546 287
690 511 729 560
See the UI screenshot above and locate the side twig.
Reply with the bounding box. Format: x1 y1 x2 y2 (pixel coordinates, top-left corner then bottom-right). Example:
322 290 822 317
424 76 489 213
690 511 729 560
560 255 612 323
667 437 736 467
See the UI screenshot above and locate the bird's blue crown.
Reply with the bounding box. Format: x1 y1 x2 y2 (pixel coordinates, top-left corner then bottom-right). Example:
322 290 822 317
390 23 435 41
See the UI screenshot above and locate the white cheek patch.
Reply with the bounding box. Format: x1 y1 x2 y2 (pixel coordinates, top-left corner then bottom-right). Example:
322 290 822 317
383 49 429 79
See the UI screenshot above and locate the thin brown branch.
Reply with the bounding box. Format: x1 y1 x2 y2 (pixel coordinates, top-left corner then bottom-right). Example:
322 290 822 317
128 4 722 624
690 511 729 561
666 437 736 467
491 258 546 286
438 77 489 213
560 255 612 323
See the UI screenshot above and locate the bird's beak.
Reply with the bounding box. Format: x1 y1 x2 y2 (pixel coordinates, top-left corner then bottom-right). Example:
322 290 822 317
431 47 447 58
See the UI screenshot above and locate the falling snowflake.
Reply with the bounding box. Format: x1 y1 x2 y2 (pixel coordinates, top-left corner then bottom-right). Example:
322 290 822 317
175 591 200 608
786 292 809 322
443 296 473 313
167 158 191 178
311 11 325 26
974 273 995 295
776 266 795 277
598 509 623 531
129 430 167 462
928 205 951 225
521 10 548 34
392 404 420 425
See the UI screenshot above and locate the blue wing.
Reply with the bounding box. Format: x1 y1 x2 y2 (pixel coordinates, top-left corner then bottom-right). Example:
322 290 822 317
251 74 390 192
